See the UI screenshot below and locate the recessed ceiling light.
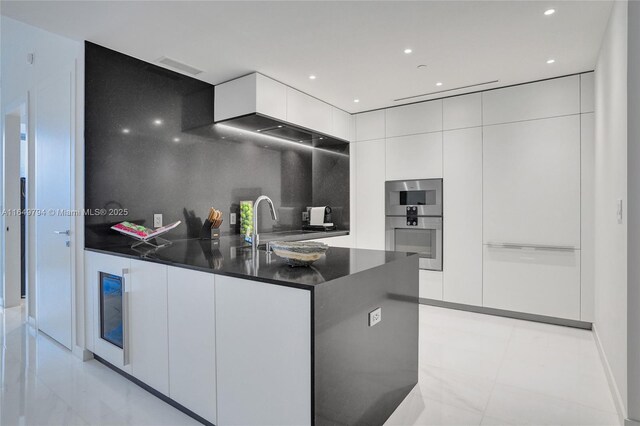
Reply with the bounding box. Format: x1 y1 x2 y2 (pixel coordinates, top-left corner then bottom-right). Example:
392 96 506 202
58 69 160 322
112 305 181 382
309 75 316 80
173 137 180 142
354 99 360 103
544 8 556 16
153 119 163 125
417 64 427 69
404 48 413 54
436 82 443 86
546 59 556 64
122 128 130 134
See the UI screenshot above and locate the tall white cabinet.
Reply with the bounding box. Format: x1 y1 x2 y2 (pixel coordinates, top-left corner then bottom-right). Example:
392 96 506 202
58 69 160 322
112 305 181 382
353 72 595 323
442 126 483 306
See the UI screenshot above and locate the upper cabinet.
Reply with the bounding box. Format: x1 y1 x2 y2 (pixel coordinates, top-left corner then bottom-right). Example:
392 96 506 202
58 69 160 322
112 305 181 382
482 75 580 125
331 107 354 142
385 100 442 137
286 87 333 136
355 110 385 141
581 72 595 113
215 72 353 141
385 133 443 180
215 73 287 122
443 93 482 130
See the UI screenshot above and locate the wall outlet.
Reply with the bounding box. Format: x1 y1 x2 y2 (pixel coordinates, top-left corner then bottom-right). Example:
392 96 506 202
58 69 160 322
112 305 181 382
230 212 237 225
368 307 382 327
153 213 163 228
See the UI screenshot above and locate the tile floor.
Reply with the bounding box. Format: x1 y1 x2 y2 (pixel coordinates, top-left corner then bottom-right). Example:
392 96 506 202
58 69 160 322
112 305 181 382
0 303 620 426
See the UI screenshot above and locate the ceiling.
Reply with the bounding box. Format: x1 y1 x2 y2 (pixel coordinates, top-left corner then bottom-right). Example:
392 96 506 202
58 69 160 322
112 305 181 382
1 0 612 113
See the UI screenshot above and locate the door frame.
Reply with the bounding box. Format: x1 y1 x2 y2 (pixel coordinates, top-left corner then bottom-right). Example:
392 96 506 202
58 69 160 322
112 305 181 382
2 95 30 312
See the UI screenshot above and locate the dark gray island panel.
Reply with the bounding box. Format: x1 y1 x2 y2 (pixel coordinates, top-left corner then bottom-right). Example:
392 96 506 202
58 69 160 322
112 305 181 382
314 254 419 425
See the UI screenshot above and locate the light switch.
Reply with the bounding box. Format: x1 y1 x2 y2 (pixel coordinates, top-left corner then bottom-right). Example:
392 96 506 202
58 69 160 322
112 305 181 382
617 199 623 224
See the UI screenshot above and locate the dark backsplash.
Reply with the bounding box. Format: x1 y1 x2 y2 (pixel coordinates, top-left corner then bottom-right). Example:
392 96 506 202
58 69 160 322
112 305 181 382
84 42 349 248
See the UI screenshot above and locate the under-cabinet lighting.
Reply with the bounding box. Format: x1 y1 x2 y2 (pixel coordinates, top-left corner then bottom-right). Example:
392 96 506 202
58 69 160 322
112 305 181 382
214 123 348 158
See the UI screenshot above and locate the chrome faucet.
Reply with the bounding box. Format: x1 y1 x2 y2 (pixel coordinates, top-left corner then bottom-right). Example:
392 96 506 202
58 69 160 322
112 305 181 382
252 195 278 252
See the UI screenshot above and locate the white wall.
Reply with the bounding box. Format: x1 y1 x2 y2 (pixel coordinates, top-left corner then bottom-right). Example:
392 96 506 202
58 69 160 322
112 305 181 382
1 17 85 353
593 0 628 418
627 1 640 422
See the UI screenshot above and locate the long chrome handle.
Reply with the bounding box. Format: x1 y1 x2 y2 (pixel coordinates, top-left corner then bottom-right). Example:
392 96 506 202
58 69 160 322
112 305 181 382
486 242 577 252
54 230 70 236
122 268 130 366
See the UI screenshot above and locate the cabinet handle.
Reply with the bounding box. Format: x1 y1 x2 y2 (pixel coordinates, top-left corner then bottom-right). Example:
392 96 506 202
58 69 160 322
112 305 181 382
486 242 577 252
122 268 130 366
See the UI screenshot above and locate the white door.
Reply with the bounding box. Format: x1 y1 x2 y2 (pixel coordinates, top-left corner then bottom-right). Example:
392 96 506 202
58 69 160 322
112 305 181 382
35 71 73 349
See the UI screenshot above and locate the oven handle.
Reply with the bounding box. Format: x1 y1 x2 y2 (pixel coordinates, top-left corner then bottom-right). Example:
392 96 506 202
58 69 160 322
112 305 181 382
385 216 442 229
485 242 577 252
122 268 130 366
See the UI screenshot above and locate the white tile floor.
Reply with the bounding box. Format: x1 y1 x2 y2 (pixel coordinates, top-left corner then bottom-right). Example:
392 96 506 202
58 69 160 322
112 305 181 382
0 303 620 426
385 305 620 426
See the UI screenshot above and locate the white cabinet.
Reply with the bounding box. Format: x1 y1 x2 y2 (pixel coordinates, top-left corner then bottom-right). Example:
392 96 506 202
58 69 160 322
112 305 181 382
482 75 580 125
215 276 311 426
355 110 385 141
214 73 287 122
385 132 442 180
167 267 216 424
286 87 333 136
255 74 288 121
215 72 352 141
355 139 386 250
85 251 132 374
420 270 443 300
580 72 595 113
129 260 169 395
331 108 354 141
443 128 483 306
385 100 442 137
581 113 595 321
443 93 482 130
483 115 581 247
483 246 581 320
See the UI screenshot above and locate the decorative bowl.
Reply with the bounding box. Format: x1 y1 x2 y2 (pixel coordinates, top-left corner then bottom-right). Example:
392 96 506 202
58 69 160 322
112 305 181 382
269 240 329 267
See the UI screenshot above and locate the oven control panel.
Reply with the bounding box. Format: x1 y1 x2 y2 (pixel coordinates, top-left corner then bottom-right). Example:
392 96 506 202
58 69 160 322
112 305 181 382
406 206 418 226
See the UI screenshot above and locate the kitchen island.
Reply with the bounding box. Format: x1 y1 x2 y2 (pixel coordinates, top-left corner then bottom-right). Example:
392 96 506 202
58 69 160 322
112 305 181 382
84 235 419 426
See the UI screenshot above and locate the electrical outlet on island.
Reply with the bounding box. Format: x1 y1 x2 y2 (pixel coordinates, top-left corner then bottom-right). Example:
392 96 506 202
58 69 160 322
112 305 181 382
153 214 163 228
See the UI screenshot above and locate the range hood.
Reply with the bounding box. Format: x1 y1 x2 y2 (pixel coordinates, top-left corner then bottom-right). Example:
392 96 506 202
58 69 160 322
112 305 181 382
215 113 348 149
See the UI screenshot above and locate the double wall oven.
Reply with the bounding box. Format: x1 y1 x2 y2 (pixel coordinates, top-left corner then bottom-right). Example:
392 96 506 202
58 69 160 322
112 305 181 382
385 179 443 271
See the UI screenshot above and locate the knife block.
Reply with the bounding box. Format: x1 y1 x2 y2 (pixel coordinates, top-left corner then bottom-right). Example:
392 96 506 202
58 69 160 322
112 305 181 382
200 219 221 240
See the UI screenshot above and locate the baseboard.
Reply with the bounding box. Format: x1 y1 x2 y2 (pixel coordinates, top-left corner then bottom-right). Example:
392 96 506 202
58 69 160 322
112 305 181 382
93 355 213 426
593 324 627 425
419 298 593 329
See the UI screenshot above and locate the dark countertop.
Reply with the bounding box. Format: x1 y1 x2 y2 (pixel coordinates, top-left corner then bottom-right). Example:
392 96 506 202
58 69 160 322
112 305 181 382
85 232 416 290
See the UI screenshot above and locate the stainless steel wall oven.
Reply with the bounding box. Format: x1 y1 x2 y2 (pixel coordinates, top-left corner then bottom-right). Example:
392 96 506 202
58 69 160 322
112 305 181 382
385 179 443 271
